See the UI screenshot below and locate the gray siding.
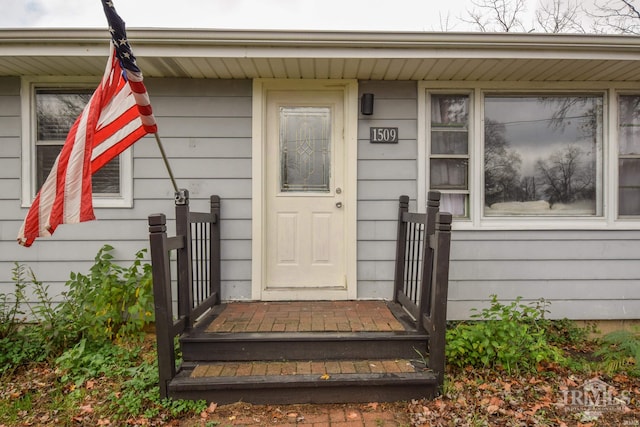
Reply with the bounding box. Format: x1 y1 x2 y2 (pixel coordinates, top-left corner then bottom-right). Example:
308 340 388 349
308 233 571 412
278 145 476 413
355 80 640 320
2 75 639 321
357 81 418 299
448 230 640 320
0 78 252 302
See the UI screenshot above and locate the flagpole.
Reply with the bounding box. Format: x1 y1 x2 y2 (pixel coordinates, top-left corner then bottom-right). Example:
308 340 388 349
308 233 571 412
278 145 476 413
153 132 179 194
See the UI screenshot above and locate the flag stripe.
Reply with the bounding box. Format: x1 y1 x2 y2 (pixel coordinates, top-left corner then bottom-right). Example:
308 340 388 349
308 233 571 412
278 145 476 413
17 0 157 247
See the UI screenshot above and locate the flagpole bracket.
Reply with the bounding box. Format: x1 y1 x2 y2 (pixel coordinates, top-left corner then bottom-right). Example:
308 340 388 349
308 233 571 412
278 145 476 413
175 189 189 206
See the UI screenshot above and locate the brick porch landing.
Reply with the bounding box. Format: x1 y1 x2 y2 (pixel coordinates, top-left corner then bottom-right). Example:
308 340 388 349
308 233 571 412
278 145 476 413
205 300 406 334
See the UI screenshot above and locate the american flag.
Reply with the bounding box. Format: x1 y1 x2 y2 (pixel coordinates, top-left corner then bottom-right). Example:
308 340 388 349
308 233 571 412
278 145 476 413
17 0 157 247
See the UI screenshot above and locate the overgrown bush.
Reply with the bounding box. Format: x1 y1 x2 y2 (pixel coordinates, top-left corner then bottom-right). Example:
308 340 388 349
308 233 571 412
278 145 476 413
445 295 564 374
0 245 154 374
60 244 154 343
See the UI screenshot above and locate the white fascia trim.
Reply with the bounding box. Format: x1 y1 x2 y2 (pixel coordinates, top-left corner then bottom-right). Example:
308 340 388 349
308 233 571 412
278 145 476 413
4 29 640 61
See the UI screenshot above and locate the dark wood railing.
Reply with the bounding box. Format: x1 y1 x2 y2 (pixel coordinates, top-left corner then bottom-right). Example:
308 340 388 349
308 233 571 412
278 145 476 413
148 189 221 398
393 192 452 385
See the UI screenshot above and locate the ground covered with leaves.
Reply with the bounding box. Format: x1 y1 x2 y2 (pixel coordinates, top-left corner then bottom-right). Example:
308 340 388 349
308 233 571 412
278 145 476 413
1 349 639 426
2 253 639 426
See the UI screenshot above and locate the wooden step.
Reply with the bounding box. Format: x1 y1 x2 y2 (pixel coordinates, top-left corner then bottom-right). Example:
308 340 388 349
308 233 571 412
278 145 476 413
180 331 430 362
168 359 438 404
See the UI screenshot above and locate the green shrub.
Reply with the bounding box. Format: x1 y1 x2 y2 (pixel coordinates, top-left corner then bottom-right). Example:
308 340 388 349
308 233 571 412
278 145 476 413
0 264 27 339
60 244 154 343
446 295 564 374
55 338 140 387
594 328 640 377
108 357 207 420
0 245 154 373
0 264 63 372
542 317 596 347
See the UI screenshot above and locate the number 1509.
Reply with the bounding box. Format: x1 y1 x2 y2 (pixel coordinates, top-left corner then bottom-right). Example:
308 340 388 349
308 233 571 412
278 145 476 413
370 127 398 143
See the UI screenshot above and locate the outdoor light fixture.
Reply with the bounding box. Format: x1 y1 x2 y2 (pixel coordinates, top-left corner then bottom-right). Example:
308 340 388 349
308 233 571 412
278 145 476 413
361 93 374 115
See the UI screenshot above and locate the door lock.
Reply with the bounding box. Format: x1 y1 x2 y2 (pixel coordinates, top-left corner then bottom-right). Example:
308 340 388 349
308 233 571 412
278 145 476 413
336 187 342 194
336 202 343 208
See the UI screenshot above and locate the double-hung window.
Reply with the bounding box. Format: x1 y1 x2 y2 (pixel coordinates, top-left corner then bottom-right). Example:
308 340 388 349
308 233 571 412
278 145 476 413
21 79 132 207
428 94 470 217
618 94 640 217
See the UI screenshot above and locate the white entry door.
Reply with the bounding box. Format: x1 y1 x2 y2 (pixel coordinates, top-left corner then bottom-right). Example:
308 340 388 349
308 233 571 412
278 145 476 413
265 90 346 295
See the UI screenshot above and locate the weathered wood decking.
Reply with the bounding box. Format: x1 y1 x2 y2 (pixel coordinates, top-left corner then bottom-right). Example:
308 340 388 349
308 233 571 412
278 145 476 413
148 192 452 404
171 300 438 404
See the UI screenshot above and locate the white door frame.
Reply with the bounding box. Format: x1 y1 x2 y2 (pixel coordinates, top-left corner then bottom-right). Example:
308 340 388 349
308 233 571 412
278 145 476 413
251 79 358 301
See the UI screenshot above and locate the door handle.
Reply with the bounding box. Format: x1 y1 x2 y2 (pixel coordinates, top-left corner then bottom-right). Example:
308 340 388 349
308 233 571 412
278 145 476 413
336 202 343 208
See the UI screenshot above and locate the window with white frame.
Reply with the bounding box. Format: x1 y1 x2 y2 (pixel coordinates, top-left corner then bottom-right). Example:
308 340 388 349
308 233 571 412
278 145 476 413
483 94 603 216
428 94 470 217
421 88 640 226
618 94 640 217
22 81 132 207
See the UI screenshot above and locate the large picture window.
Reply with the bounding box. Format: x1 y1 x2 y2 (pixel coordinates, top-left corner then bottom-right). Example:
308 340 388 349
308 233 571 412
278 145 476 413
483 95 603 216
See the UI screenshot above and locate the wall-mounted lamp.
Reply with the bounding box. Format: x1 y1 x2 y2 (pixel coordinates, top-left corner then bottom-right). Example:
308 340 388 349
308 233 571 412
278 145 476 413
361 93 374 115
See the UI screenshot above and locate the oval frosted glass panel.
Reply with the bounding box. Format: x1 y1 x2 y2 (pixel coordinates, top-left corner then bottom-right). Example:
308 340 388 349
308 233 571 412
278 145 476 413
280 107 331 192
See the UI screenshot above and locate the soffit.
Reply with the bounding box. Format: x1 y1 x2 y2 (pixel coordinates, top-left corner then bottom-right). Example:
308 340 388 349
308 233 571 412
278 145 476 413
0 29 639 82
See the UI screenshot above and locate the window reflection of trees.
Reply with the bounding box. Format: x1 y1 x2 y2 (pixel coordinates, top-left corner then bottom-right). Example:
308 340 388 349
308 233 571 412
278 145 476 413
484 96 601 214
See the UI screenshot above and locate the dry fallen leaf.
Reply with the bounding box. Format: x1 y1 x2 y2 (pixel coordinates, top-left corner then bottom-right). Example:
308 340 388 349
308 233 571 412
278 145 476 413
320 373 330 380
79 404 93 415
486 404 500 415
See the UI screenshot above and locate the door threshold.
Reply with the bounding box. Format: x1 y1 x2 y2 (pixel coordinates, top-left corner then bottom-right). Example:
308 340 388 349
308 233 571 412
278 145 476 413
260 287 350 301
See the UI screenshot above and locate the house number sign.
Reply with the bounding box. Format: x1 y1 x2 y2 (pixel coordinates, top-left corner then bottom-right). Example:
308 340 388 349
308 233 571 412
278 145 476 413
370 127 398 143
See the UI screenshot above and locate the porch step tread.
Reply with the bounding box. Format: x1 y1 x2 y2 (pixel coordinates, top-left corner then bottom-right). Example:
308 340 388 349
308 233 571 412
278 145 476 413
168 359 437 404
182 330 429 342
189 358 424 378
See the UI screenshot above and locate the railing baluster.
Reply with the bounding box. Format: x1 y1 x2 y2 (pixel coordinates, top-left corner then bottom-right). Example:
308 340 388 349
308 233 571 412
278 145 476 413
393 192 451 391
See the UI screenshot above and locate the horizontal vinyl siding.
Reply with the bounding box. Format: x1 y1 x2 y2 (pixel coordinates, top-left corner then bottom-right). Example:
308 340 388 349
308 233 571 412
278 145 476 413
357 80 417 299
355 80 640 321
1 78 252 303
448 230 640 320
133 78 253 301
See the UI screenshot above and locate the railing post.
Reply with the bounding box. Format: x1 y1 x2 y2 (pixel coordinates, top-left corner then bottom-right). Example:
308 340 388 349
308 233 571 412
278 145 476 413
210 195 221 305
148 213 176 399
175 189 193 329
417 191 441 328
429 211 452 387
393 195 410 303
